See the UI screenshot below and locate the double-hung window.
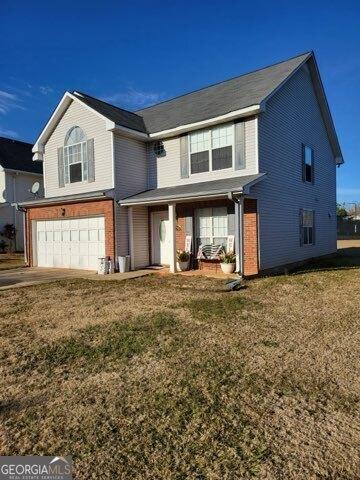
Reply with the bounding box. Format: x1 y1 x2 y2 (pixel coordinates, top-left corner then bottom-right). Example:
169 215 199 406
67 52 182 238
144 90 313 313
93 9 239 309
189 124 233 174
196 207 228 249
302 145 314 183
301 209 315 245
64 126 88 184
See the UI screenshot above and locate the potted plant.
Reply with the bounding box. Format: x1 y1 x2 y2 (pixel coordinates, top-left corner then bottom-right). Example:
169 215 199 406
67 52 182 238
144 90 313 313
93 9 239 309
176 250 190 271
220 252 236 274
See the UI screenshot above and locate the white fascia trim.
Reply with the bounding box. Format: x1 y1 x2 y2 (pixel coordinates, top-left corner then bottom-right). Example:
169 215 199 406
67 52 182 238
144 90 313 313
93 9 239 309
254 116 259 173
32 91 119 158
33 92 72 155
110 131 115 189
149 104 263 139
119 191 242 207
106 120 149 140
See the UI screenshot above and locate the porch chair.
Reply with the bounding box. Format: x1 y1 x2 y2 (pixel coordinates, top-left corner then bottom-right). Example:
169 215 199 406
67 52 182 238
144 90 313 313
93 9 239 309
197 244 224 260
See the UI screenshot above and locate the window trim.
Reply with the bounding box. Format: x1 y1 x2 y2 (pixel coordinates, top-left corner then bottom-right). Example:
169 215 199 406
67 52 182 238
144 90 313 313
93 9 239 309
301 209 315 246
188 123 235 176
302 144 314 184
195 206 229 248
63 127 87 185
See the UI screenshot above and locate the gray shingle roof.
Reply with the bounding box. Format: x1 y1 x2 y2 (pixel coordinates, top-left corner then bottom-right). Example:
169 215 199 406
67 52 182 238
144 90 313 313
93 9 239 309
136 52 310 133
73 53 310 135
0 137 42 174
120 174 266 205
72 91 147 133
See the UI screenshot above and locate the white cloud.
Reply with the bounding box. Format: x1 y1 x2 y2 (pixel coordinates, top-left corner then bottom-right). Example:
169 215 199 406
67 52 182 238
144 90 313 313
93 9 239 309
0 127 18 138
103 88 164 109
39 85 53 95
0 90 25 114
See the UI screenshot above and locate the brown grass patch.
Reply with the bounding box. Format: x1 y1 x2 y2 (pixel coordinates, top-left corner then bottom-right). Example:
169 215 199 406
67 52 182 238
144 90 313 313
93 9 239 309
1 262 359 478
0 253 25 271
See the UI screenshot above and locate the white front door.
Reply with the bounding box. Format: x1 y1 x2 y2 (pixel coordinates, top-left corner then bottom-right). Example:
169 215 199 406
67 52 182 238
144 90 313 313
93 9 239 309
35 216 105 270
152 211 171 265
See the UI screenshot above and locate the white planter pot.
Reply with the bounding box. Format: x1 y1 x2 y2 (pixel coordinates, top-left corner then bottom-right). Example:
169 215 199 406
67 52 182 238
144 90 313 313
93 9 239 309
177 260 189 271
220 263 235 274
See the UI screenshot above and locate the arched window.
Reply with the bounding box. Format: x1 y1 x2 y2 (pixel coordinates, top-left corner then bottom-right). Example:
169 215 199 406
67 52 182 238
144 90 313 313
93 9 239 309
63 126 88 183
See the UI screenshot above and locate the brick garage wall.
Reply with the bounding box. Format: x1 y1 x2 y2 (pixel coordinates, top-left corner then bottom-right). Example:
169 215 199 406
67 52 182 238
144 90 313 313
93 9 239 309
243 198 259 276
25 199 115 267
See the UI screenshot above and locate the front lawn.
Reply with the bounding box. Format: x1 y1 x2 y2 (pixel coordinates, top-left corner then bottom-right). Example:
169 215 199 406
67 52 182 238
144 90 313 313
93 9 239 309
1 256 359 478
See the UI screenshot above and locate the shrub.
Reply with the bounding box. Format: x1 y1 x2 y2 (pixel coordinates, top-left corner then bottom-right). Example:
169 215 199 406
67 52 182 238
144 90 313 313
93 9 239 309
2 224 16 252
177 250 190 262
220 252 236 264
0 240 7 253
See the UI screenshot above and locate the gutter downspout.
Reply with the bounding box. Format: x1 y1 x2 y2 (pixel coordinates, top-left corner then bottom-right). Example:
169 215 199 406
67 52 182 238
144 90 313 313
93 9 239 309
228 192 244 277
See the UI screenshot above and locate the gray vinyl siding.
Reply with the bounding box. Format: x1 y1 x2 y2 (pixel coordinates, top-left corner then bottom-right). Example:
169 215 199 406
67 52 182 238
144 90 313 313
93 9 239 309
113 133 148 257
147 117 258 189
132 206 149 268
253 64 337 270
43 100 113 198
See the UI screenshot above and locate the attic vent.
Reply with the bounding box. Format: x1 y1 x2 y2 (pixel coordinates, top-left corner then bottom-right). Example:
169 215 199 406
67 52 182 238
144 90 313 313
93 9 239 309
153 141 165 156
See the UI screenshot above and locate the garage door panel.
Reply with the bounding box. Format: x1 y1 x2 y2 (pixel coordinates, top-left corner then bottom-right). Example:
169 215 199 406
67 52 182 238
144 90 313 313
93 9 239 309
35 216 105 270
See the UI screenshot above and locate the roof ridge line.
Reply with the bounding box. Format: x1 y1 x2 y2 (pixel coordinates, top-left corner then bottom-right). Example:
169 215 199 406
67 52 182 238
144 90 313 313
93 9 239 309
135 51 312 113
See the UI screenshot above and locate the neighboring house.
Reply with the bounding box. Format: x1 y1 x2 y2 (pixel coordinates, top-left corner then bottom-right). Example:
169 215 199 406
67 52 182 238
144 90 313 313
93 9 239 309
18 51 343 275
0 137 43 251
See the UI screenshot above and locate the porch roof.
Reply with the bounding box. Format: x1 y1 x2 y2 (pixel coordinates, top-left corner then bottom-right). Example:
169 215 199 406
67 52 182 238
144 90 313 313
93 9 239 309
119 173 266 206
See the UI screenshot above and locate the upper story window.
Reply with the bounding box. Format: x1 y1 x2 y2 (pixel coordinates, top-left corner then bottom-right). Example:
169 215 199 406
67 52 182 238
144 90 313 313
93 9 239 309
189 124 233 175
302 145 314 183
64 126 87 184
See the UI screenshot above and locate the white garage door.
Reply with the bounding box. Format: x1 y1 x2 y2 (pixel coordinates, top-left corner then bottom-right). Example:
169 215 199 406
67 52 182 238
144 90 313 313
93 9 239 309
35 217 105 270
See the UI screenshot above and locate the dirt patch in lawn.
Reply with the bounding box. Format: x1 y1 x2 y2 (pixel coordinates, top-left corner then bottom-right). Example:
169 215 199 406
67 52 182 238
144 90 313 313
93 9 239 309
0 264 359 479
0 253 25 271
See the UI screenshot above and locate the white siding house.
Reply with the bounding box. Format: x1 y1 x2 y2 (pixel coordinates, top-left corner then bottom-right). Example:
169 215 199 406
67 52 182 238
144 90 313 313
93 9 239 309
22 52 342 275
43 100 113 198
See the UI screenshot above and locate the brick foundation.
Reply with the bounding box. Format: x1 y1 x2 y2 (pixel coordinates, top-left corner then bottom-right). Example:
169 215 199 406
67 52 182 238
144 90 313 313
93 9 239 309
25 198 115 267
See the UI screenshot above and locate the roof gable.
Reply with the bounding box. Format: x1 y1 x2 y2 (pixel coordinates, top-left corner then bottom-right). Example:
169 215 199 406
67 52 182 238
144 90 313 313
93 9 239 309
33 52 342 163
72 92 147 133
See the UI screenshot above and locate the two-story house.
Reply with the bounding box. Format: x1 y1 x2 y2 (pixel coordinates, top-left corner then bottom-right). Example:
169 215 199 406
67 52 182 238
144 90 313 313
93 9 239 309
18 52 343 275
0 137 43 251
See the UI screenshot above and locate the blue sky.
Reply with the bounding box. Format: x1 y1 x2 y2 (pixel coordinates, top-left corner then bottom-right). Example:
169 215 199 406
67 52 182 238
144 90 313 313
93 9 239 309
0 0 359 202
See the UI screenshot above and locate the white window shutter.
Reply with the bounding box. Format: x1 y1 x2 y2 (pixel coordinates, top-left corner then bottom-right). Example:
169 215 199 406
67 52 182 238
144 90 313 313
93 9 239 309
234 121 246 170
180 135 189 178
57 147 65 187
87 138 95 183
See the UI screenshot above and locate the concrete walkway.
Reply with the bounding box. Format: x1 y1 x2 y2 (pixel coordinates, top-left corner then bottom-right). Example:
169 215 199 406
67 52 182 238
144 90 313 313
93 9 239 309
0 267 153 291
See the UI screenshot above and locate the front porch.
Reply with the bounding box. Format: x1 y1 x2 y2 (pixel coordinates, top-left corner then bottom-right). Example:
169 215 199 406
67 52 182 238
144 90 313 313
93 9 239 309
120 175 263 277
125 197 259 277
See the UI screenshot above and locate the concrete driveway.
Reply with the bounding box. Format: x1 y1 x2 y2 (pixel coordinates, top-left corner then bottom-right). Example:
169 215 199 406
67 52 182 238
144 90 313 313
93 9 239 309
0 267 95 290
0 266 154 291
